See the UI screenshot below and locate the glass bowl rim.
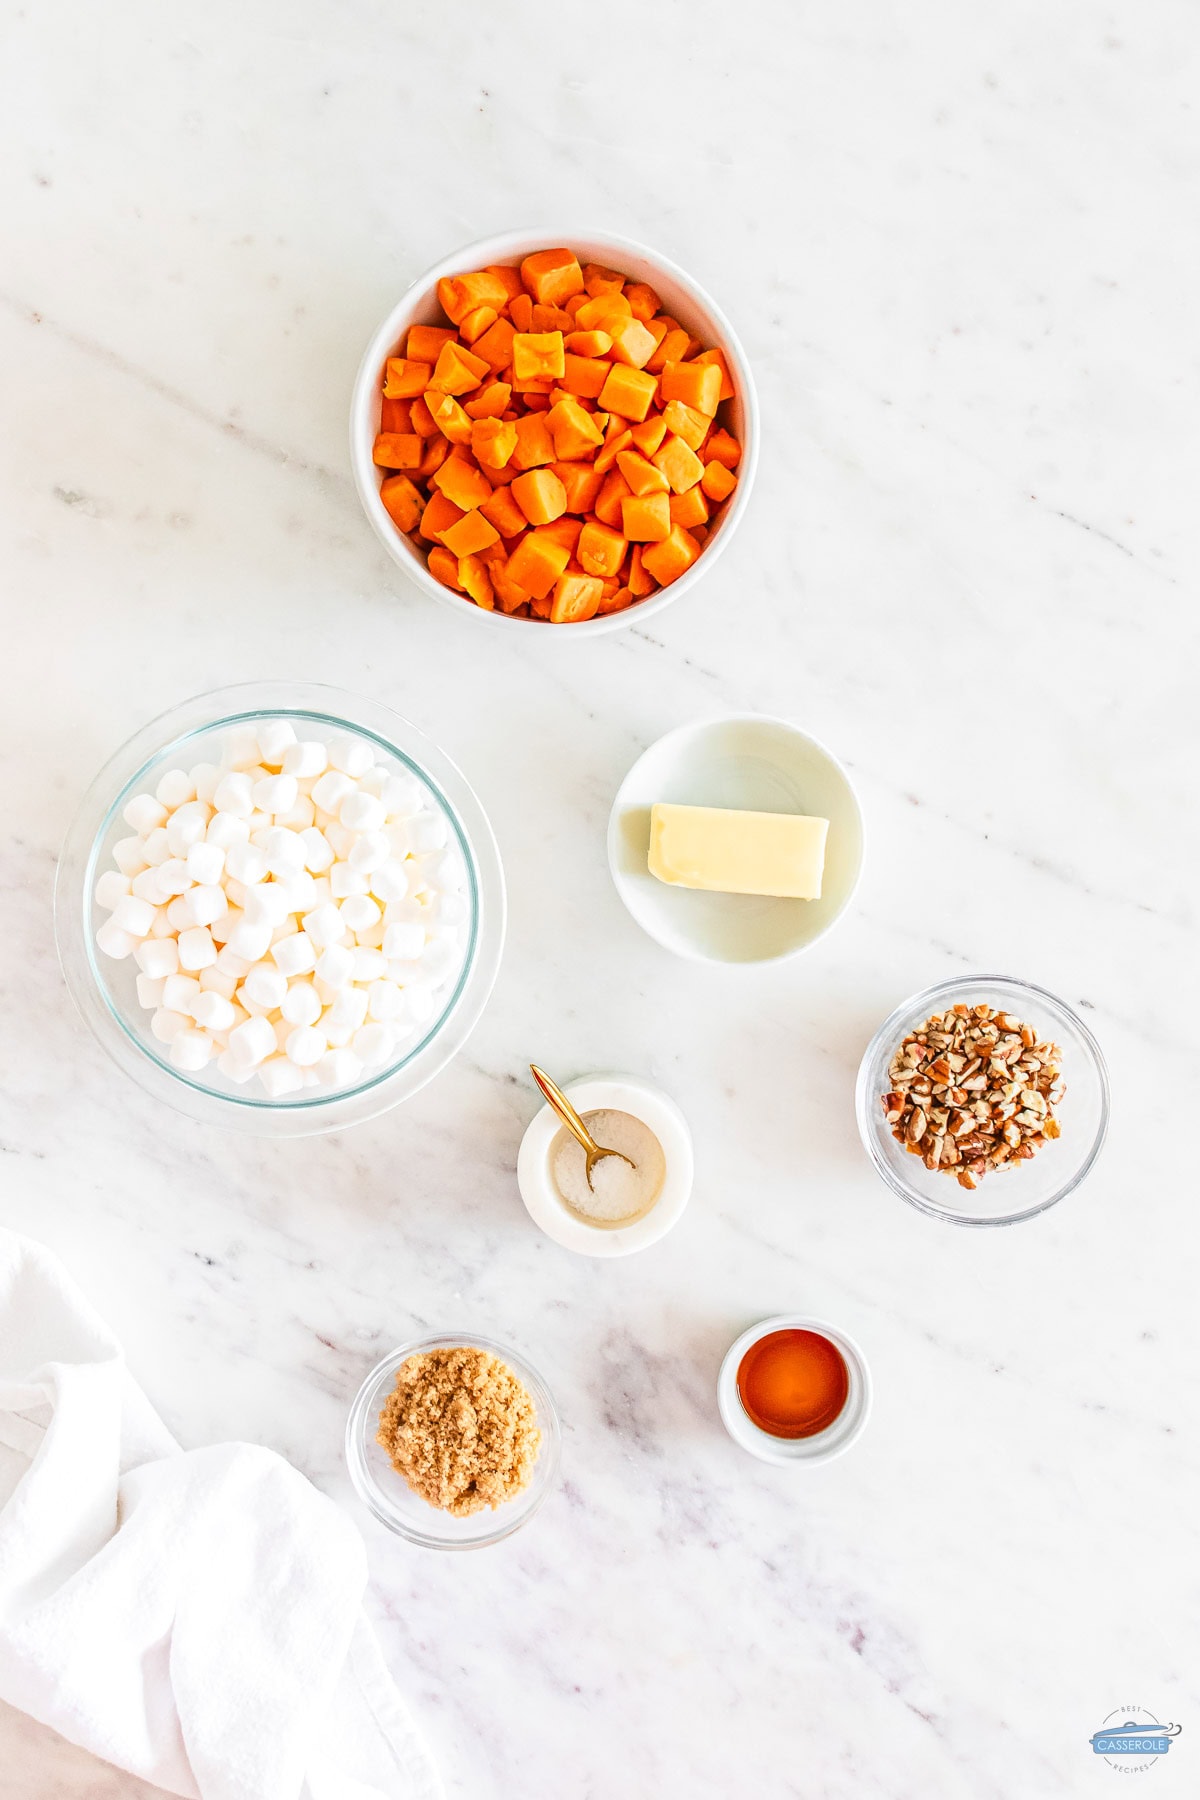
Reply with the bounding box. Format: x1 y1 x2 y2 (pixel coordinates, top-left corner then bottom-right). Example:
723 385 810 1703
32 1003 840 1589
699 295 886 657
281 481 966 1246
854 973 1110 1227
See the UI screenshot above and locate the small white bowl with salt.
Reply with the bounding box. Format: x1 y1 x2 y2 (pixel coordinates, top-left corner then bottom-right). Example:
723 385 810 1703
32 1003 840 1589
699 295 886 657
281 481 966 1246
516 1074 693 1257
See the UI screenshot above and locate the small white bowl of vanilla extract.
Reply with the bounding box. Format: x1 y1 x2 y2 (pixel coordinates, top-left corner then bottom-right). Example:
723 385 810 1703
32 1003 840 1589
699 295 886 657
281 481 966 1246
717 1316 871 1465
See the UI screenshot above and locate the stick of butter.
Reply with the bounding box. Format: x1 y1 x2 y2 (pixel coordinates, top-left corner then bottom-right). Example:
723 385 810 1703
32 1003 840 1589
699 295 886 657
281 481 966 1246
648 804 829 899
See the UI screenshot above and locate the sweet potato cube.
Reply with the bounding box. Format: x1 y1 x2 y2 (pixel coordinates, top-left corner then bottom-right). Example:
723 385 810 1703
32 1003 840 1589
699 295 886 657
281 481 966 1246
432 454 492 512
546 396 604 462
479 485 529 539
562 354 610 400
509 292 534 332
520 249 585 308
512 332 566 383
472 316 517 372
594 426 633 475
490 556 532 613
549 574 602 624
594 469 632 528
692 346 736 401
597 584 633 615
661 399 710 453
427 546 463 589
509 412 556 471
383 358 432 398
652 434 704 494
506 529 572 599
417 435 450 480
631 417 667 456
409 395 439 437
646 327 689 374
380 397 412 432
701 462 738 502
437 270 511 325
423 392 473 444
606 315 658 369
622 282 661 323
429 341 489 396
511 468 568 527
486 264 526 300
441 510 501 558
530 593 553 619
627 545 656 596
531 303 575 334
418 489 464 542
539 515 582 552
660 360 722 417
565 330 612 358
457 553 495 609
640 524 701 586
621 491 671 542
379 474 422 534
575 292 632 332
465 381 511 420
471 418 518 469
670 486 710 529
616 450 669 497
373 432 423 470
582 262 625 297
459 306 499 345
553 461 605 515
705 429 741 469
406 324 457 362
577 519 628 579
598 364 658 422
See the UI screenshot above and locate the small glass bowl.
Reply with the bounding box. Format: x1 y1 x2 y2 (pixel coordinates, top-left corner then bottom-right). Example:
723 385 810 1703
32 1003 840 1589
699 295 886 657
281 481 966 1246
855 974 1109 1226
54 682 506 1135
345 1333 561 1549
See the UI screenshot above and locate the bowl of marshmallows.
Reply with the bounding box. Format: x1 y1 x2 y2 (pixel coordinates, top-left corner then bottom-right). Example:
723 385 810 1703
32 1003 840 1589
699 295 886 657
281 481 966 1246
55 682 506 1134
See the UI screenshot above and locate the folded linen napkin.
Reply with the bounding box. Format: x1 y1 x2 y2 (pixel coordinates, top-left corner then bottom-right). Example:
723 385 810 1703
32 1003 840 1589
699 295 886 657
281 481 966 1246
0 1229 441 1800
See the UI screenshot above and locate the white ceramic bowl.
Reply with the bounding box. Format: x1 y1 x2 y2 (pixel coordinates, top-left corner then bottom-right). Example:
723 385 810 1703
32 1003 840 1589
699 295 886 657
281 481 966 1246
350 228 758 637
516 1073 693 1256
607 715 864 963
717 1316 872 1466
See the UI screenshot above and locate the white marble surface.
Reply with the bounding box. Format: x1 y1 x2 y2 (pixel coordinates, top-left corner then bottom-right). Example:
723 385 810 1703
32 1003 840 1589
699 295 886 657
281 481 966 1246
2 3 1198 1795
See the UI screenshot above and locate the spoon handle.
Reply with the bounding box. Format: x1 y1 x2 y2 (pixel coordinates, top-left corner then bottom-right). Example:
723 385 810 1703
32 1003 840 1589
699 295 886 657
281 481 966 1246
529 1064 600 1156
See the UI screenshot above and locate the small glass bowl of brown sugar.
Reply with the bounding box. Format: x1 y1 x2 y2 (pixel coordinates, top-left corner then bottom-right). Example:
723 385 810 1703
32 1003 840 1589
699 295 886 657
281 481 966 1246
345 1332 561 1548
855 975 1109 1227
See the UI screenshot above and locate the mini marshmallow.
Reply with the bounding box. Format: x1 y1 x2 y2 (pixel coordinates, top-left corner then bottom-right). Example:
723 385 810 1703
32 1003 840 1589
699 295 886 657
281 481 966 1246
308 876 333 907
322 1022 355 1048
406 810 449 854
259 1056 305 1097
271 931 316 977
157 858 193 896
324 822 357 860
255 720 298 765
225 840 269 885
149 907 176 939
222 732 262 769
140 828 171 867
155 768 196 809
383 920 425 962
339 894 382 933
328 735 374 778
356 921 387 950
279 872 318 915
186 840 225 885
312 770 355 814
94 870 132 910
285 1025 326 1068
329 861 368 899
198 966 237 1000
281 981 321 1027
217 1049 259 1084
380 771 424 816
135 937 179 978
131 866 171 905
242 883 292 928
299 826 334 873
405 986 436 1025
190 762 221 803
207 811 251 851
315 943 355 988
95 920 136 959
166 801 210 856
177 926 217 971
110 895 156 938
261 827 306 876
169 1028 214 1072
351 947 388 982
135 974 166 1010
112 837 149 877
163 972 201 1012
272 1017 292 1053
354 1022 395 1065
329 985 370 1030
273 796 316 832
370 861 409 904
151 1009 190 1044
348 830 391 873
164 897 193 933
184 884 227 927
212 771 254 818
123 793 168 835
319 1048 364 1088
339 790 386 834
253 773 298 816
228 1015 276 1067
283 740 328 778
242 962 288 1009
302 903 346 949
367 979 404 1022
215 945 251 978
191 991 238 1032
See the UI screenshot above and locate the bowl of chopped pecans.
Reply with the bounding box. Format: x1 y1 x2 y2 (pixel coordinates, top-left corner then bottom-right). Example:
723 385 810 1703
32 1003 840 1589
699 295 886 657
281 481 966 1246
855 975 1109 1226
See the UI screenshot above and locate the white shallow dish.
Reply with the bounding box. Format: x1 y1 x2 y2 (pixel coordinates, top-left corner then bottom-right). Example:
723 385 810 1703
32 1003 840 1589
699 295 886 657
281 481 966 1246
717 1315 872 1466
516 1074 693 1256
349 226 759 637
607 715 864 963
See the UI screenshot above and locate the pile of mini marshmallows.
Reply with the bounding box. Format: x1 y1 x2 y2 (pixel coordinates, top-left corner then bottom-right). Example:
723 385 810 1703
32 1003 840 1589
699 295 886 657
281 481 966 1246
93 719 466 1097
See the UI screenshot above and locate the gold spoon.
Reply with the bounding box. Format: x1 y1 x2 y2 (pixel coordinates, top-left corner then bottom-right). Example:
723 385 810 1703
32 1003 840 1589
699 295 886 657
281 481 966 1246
530 1064 636 1193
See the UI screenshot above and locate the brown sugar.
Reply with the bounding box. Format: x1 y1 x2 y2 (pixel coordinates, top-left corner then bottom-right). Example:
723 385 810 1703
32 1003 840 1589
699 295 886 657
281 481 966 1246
377 1346 541 1517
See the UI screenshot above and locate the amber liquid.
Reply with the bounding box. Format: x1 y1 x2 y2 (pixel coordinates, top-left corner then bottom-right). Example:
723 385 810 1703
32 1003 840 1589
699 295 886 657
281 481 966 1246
736 1329 849 1439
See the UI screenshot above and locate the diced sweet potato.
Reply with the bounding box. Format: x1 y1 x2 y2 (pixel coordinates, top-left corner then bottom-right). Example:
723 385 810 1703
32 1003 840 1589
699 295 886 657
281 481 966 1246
597 583 633 615
606 315 658 369
627 545 656 596
660 360 722 416
550 574 602 624
520 249 586 307
539 515 583 552
577 519 628 578
480 485 529 539
429 341 489 396
380 397 412 432
509 292 534 332
437 270 511 325
652 433 704 493
594 468 632 528
621 491 671 542
490 556 531 613
561 354 610 400
486 264 526 300
431 454 492 512
622 282 660 323
459 306 499 345
594 426 633 475
465 381 512 420
553 461 605 514
646 327 689 373
705 428 741 469
506 529 572 599
417 435 450 480
546 396 604 461
510 412 557 470
472 316 517 372
419 489 465 542
383 358 432 398
691 346 736 401
410 395 439 437
511 332 566 383
670 486 710 529
531 303 575 334
511 468 567 526
441 510 501 558
564 330 612 357
407 324 457 362
457 553 495 608
631 416 667 456
471 418 518 469
582 262 625 297
423 393 473 444
427 546 463 588
640 524 701 585
616 449 669 496
373 433 423 470
661 399 710 453
380 474 422 533
701 461 738 502
598 364 658 422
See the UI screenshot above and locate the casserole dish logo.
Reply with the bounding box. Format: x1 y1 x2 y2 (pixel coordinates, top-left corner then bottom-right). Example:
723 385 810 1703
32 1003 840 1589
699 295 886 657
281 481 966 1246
1090 1707 1181 1772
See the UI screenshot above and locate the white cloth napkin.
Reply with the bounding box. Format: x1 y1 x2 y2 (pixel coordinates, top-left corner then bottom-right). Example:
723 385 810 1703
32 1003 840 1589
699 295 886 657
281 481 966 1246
0 1229 442 1800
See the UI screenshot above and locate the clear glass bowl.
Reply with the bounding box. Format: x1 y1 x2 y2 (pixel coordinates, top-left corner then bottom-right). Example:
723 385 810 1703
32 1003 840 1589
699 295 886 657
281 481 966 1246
855 975 1109 1226
54 682 505 1135
345 1333 561 1549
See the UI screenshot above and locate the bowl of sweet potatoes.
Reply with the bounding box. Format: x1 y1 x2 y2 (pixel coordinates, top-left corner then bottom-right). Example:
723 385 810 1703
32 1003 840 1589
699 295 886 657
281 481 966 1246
350 229 758 634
